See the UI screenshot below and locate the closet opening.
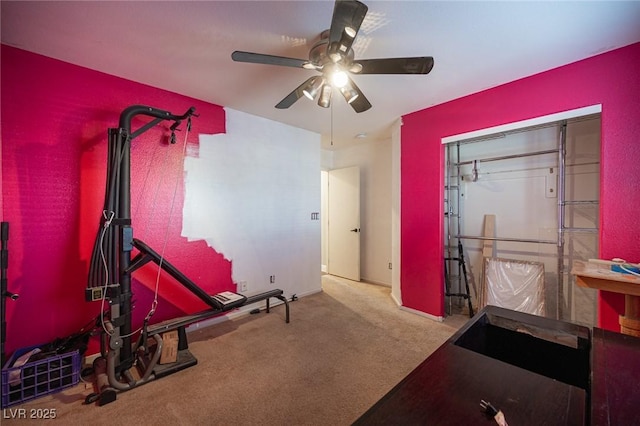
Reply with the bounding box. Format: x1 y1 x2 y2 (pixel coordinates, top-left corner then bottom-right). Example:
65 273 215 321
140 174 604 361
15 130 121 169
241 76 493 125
444 110 601 327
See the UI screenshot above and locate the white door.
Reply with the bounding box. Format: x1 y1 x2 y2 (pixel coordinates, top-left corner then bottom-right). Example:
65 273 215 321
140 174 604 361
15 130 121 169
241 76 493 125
328 166 360 281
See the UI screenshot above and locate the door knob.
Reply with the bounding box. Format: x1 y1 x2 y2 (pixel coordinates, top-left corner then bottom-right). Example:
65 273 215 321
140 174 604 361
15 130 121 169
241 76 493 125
350 228 360 233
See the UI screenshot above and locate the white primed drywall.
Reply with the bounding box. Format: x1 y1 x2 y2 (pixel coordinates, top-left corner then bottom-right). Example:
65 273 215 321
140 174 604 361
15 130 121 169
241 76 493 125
182 108 321 300
320 170 329 273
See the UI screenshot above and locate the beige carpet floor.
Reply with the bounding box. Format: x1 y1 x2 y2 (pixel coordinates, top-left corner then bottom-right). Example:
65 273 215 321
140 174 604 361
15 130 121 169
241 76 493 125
3 275 467 425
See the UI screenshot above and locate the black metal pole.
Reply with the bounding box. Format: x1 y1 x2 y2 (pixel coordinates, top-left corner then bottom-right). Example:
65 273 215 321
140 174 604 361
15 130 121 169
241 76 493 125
1 222 18 366
1 222 8 366
118 126 133 367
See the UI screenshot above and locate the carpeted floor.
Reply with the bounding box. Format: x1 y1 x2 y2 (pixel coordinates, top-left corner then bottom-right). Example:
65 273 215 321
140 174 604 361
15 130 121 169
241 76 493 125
2 275 467 425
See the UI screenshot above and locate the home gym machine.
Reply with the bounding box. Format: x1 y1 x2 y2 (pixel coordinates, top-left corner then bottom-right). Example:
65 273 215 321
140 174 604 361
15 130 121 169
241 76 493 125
85 105 289 405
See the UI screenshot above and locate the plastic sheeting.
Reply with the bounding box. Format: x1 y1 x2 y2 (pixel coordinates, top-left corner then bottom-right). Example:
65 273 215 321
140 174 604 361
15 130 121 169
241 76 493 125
482 257 545 316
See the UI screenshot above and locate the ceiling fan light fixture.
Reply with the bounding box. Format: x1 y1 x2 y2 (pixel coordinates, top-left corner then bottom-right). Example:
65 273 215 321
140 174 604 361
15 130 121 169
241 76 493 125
318 84 333 108
349 62 363 73
303 76 324 100
331 70 349 88
328 51 342 63
344 26 356 38
337 28 355 53
340 86 359 104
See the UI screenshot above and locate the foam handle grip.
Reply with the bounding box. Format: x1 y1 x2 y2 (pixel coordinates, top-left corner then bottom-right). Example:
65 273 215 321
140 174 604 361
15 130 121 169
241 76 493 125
1 223 6 270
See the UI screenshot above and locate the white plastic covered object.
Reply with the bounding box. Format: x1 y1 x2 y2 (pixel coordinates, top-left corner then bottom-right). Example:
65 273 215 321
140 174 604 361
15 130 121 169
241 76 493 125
483 257 545 316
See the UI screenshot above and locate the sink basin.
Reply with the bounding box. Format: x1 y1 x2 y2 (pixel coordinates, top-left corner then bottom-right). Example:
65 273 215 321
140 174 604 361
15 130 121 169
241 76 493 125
453 306 591 390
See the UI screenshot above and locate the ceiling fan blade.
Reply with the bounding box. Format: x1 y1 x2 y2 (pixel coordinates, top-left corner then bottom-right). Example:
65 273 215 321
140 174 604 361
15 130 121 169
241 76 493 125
232 51 308 68
346 77 371 113
275 77 317 109
356 57 435 75
328 0 368 56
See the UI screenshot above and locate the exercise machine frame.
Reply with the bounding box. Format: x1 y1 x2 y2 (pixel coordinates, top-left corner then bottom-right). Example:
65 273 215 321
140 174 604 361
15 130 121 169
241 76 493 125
2 222 19 367
86 105 289 405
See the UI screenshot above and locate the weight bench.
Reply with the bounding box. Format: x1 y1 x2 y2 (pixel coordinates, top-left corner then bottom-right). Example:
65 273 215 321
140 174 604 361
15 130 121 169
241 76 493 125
128 238 290 325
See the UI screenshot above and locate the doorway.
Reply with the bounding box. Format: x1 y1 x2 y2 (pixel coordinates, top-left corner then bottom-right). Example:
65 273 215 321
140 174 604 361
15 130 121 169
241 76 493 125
321 166 361 281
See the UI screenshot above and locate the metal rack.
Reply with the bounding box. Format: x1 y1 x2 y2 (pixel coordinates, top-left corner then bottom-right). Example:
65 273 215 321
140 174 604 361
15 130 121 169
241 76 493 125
444 116 600 322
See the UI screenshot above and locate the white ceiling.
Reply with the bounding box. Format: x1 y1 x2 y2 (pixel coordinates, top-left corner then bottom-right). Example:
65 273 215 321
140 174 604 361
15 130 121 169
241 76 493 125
2 1 640 149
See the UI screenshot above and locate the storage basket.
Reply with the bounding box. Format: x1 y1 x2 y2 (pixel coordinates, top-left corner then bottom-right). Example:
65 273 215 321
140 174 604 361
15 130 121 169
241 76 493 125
1 346 80 407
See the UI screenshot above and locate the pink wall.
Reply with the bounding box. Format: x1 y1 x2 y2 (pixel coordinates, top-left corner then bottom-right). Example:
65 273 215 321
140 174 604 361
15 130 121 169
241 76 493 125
401 42 640 330
1 45 233 355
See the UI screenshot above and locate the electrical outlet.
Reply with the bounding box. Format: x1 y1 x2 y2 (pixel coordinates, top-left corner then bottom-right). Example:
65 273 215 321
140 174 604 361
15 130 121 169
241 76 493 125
269 275 276 284
239 281 247 292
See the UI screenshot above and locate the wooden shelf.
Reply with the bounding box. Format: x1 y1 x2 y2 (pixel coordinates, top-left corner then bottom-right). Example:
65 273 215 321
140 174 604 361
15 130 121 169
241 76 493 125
571 260 640 296
572 260 640 336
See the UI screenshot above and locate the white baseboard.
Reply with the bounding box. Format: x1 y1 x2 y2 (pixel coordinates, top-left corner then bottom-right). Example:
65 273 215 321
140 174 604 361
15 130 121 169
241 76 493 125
398 305 444 322
84 352 100 365
390 292 402 307
361 277 391 287
386 285 443 322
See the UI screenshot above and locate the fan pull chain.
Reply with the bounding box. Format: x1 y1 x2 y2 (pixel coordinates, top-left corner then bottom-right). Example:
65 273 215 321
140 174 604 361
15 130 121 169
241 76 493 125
331 101 334 146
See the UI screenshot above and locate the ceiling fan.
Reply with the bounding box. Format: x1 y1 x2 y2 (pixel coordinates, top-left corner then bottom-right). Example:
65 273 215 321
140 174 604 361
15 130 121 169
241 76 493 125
231 0 434 113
